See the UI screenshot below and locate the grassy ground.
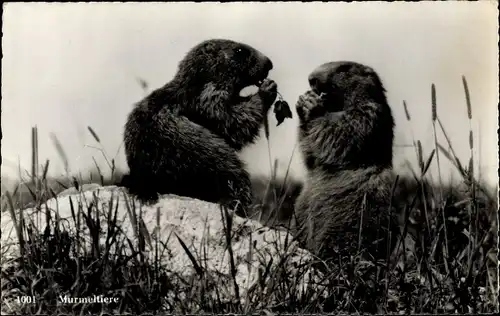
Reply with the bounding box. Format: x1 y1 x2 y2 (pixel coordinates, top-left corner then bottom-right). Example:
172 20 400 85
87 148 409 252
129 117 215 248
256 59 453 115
1 77 498 314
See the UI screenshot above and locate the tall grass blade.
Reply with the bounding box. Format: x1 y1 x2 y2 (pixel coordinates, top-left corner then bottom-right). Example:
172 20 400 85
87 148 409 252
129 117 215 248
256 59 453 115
92 157 104 185
469 130 474 151
31 126 39 196
264 116 270 140
385 175 399 306
139 218 153 250
422 149 436 176
462 75 472 120
220 205 241 305
278 140 299 199
430 84 448 278
358 192 367 254
431 84 437 121
41 160 50 181
50 133 69 174
417 140 424 172
87 126 101 143
436 119 468 178
468 157 474 180
6 191 25 257
403 100 411 121
436 143 454 165
175 233 203 277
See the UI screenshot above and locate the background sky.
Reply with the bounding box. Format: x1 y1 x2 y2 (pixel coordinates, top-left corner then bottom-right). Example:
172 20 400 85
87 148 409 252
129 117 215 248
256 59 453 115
2 2 498 191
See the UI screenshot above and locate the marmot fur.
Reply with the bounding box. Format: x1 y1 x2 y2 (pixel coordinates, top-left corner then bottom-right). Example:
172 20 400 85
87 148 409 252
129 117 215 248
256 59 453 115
121 39 277 213
294 61 398 261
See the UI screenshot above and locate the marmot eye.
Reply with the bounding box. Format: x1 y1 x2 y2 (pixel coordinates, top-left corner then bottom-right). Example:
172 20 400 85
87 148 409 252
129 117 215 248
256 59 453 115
234 47 250 59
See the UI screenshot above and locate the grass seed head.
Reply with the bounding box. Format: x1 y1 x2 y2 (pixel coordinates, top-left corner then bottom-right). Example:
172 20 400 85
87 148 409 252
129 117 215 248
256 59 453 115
431 84 437 122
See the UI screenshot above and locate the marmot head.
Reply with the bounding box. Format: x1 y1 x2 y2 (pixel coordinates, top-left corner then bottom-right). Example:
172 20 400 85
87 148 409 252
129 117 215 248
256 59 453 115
175 39 273 92
308 61 388 111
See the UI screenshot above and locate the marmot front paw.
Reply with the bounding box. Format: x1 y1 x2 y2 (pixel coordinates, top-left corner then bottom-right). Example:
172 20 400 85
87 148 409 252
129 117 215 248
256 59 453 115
296 90 324 122
258 78 278 110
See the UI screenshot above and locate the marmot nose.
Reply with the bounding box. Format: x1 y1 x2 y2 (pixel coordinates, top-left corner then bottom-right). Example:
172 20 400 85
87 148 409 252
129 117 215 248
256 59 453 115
308 74 319 89
264 58 273 71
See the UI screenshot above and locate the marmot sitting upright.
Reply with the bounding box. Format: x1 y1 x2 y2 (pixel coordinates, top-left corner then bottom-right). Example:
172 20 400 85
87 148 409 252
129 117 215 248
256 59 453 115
121 39 278 213
294 61 398 261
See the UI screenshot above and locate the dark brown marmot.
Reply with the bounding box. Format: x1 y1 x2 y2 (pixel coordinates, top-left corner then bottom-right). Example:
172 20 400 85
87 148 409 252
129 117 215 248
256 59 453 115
121 39 277 213
293 61 398 261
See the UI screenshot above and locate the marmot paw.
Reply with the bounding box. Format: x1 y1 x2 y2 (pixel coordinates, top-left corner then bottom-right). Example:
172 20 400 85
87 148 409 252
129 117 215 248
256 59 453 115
258 79 278 109
296 90 322 121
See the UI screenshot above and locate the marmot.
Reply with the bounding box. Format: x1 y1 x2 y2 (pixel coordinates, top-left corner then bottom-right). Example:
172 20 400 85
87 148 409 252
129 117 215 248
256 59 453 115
293 61 398 261
121 39 277 213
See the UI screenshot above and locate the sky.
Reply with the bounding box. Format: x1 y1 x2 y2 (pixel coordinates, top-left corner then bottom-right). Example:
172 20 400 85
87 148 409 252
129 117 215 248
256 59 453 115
1 2 498 191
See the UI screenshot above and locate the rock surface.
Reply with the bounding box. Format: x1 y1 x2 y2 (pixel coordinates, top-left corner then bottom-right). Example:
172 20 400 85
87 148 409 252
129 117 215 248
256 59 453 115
1 185 316 303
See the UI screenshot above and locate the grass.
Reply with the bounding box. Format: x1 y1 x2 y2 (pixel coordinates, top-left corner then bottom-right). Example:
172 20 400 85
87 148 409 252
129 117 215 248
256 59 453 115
1 76 498 315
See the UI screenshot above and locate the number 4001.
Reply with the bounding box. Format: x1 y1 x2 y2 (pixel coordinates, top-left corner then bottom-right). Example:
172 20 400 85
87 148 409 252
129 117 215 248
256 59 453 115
16 296 36 304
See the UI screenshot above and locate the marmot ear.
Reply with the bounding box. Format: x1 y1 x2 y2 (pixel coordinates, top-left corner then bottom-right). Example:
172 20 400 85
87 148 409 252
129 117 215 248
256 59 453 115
203 41 217 52
335 64 353 74
365 74 387 101
200 41 220 59
360 66 376 77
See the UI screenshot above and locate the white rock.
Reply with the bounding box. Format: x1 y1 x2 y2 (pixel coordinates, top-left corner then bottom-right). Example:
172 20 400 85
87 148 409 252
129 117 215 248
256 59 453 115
56 183 102 197
1 185 317 304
